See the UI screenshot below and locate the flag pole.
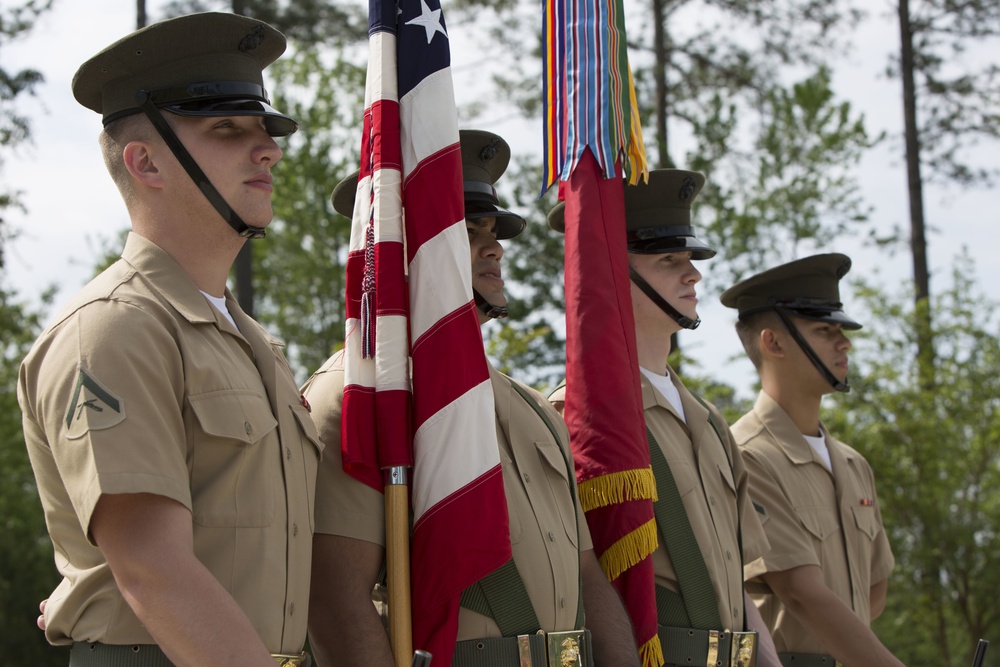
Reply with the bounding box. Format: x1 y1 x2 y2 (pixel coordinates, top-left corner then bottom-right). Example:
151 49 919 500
386 466 413 667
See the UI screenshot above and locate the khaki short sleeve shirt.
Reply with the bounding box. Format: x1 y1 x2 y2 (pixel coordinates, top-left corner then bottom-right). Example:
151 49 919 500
18 233 322 653
305 353 590 638
642 369 768 630
734 391 895 653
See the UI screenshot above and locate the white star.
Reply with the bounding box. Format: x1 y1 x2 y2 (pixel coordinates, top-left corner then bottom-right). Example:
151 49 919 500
405 0 448 44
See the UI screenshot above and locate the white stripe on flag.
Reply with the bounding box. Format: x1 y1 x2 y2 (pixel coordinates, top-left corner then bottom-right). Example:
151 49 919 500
374 314 411 392
399 69 461 181
408 221 473 343
411 379 499 519
367 32 399 105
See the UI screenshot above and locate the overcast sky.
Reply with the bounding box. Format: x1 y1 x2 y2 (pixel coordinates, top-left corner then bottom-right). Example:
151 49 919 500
5 0 998 398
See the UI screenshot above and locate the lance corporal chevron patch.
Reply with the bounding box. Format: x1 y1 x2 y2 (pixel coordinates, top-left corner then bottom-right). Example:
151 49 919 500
65 368 126 438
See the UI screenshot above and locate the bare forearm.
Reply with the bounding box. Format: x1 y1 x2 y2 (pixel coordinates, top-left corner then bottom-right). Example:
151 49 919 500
309 534 394 666
768 569 903 667
581 551 641 667
309 599 393 666
117 557 274 666
94 494 274 666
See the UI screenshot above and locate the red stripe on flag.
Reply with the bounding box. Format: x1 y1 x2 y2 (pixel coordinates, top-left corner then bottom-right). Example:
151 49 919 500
410 302 489 430
340 384 381 490
401 149 464 264
374 388 414 469
410 465 509 641
367 99 402 174
374 242 407 316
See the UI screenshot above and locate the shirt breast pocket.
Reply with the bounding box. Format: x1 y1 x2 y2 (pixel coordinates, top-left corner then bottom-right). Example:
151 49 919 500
188 390 278 527
535 439 579 548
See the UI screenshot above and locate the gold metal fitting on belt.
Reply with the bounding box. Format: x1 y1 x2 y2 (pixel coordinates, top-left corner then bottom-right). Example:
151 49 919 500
272 652 308 667
706 631 757 667
515 630 588 667
730 631 757 667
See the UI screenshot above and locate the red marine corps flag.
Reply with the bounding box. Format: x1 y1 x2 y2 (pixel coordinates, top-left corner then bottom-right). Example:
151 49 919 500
340 0 511 664
542 0 660 663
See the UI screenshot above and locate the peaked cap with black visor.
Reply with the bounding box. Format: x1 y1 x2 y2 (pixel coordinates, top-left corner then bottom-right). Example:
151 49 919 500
72 12 298 240
548 168 715 329
331 129 526 320
720 253 862 392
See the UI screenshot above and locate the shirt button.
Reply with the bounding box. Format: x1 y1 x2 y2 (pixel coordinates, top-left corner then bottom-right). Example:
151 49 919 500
548 531 555 541
726 550 732 560
709 496 716 506
732 606 739 618
289 603 296 616
523 473 531 483
293 523 299 536
244 421 253 435
286 447 292 460
560 597 566 608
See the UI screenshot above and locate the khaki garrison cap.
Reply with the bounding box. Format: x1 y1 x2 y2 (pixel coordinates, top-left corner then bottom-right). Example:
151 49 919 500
332 129 526 240
547 168 715 258
72 12 296 136
720 253 863 329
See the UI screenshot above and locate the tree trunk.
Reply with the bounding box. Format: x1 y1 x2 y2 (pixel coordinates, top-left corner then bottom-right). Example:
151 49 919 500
231 0 254 316
651 0 671 170
136 0 146 28
897 0 934 386
651 0 684 366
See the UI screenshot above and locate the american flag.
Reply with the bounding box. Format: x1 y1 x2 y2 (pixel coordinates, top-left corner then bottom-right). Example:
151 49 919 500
341 0 512 663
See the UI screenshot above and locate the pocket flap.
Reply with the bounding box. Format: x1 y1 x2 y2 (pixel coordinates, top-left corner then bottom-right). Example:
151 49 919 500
535 439 571 482
189 391 277 444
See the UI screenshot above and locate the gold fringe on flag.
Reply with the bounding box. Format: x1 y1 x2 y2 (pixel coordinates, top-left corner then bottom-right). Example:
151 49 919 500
577 467 657 513
639 634 664 667
597 516 658 582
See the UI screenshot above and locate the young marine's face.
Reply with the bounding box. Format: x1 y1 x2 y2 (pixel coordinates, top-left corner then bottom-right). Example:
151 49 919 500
789 317 853 389
169 114 283 228
467 216 506 321
629 250 702 328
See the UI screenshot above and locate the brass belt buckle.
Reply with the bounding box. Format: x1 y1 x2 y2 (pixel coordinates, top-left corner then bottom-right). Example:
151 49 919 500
729 631 757 667
272 652 308 667
545 629 587 667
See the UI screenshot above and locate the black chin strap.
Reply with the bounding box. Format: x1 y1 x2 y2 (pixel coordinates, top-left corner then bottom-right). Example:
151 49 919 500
775 307 850 392
473 289 508 319
136 91 267 239
629 266 700 330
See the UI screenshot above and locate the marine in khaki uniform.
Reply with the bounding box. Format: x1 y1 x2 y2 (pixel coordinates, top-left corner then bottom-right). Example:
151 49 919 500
721 254 902 667
549 170 781 667
17 14 320 666
304 130 640 667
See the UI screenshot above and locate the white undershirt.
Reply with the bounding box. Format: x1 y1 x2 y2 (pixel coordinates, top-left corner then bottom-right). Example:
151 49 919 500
640 367 687 423
200 291 238 330
803 432 832 472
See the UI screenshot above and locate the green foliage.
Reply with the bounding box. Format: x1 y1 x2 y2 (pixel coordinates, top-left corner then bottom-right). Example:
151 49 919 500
161 0 368 45
0 285 67 664
251 44 367 380
693 67 879 287
823 253 1000 665
0 0 53 269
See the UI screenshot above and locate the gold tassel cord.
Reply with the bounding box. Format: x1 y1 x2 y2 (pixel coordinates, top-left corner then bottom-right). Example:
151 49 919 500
577 467 657 513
